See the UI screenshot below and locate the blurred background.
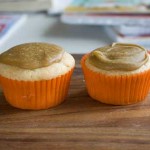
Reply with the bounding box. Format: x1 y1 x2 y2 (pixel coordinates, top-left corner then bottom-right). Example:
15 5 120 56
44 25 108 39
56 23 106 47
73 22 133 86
0 0 150 53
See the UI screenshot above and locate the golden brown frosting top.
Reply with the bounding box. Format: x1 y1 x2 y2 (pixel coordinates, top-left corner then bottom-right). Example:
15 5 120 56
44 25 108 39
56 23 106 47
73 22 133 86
87 43 149 71
0 43 64 69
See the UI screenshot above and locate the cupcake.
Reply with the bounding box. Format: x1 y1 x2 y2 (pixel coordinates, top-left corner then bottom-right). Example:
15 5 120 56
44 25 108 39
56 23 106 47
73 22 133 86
0 42 75 110
81 43 150 105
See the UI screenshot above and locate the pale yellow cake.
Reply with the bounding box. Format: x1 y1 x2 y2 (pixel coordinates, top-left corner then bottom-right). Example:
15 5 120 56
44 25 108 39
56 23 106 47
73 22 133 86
0 43 75 81
0 42 75 110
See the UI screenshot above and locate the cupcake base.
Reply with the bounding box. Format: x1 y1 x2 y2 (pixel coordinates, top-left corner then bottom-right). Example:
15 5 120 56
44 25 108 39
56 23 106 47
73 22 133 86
81 54 150 105
0 68 74 110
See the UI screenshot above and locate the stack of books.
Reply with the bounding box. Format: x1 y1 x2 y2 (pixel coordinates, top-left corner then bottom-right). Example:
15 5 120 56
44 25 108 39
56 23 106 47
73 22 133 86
0 0 72 48
61 0 150 48
0 14 27 47
105 25 150 48
0 0 51 12
0 0 71 13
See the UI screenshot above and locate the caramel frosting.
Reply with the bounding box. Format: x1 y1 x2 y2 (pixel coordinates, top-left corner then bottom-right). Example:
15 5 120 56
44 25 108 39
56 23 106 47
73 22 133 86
87 43 149 71
0 43 65 69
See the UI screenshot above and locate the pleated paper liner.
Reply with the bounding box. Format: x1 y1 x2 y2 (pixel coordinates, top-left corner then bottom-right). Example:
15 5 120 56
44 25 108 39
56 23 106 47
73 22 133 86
0 67 74 110
81 54 150 105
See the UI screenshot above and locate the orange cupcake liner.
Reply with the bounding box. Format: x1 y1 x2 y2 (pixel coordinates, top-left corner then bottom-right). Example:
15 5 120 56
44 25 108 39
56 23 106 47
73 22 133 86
0 67 74 110
81 54 150 105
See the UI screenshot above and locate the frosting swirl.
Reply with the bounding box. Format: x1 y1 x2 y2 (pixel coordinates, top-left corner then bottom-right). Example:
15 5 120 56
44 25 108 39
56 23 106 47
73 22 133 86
0 43 64 69
87 43 149 71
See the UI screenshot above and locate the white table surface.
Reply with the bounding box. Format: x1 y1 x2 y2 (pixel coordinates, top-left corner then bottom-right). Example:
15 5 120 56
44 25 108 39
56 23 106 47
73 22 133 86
0 13 112 54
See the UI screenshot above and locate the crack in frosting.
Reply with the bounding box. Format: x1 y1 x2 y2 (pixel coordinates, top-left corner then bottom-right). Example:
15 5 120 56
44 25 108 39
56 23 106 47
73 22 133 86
0 43 64 69
87 43 149 71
